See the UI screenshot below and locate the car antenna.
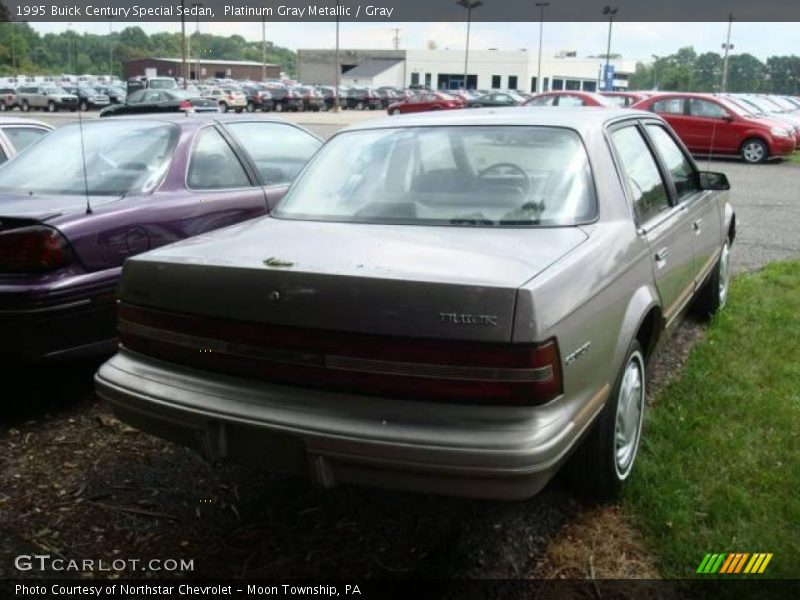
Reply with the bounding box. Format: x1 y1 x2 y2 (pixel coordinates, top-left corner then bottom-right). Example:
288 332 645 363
76 92 93 214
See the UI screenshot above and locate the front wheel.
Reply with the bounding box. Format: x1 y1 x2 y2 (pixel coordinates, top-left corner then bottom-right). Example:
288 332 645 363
246 102 256 112
234 107 243 113
391 108 401 116
692 240 731 319
565 340 646 501
740 138 768 164
0 101 6 112
48 101 57 113
219 102 229 113
21 101 30 112
274 102 284 112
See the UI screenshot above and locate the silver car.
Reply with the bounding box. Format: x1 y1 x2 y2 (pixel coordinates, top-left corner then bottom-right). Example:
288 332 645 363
96 108 735 500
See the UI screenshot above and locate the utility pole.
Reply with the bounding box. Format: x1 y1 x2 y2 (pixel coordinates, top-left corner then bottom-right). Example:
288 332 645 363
193 3 202 82
651 54 659 90
334 0 341 112
11 21 17 76
535 2 549 93
602 5 619 92
457 0 483 91
262 13 268 81
720 14 735 92
391 28 401 50
108 19 113 76
180 0 188 88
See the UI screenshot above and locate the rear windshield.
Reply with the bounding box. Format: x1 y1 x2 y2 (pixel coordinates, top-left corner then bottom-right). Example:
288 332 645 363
274 126 596 226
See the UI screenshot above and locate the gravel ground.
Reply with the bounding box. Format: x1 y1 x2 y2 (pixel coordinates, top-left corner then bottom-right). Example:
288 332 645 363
0 113 797 582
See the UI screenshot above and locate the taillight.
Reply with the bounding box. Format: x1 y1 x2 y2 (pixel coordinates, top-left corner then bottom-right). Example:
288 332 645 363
0 225 73 273
179 100 192 110
118 303 562 406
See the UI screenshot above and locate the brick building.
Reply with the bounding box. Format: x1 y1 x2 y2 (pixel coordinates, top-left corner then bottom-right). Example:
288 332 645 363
125 58 280 82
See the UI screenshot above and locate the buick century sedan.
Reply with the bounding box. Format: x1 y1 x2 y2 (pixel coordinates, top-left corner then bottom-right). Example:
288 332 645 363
96 108 735 500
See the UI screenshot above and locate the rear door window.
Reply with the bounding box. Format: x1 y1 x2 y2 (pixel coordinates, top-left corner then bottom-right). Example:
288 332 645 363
688 99 728 119
2 127 49 153
652 98 685 115
610 126 671 224
187 127 251 190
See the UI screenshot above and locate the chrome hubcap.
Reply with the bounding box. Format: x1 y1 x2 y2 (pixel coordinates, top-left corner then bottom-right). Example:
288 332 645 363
719 242 730 308
744 143 764 162
614 352 645 479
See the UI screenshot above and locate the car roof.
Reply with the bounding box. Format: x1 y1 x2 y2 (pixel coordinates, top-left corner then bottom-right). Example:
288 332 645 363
0 116 53 128
343 106 654 134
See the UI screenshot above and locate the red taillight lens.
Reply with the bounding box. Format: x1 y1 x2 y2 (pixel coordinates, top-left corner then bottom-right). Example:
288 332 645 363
0 225 73 273
118 303 562 406
179 100 192 110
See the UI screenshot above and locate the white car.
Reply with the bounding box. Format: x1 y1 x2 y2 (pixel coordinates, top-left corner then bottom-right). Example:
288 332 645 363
205 88 247 113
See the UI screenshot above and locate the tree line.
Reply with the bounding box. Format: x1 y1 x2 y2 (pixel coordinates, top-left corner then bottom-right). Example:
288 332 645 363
629 47 800 95
0 23 297 78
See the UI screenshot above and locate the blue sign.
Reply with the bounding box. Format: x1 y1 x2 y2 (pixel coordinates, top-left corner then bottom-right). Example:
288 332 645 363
603 64 615 91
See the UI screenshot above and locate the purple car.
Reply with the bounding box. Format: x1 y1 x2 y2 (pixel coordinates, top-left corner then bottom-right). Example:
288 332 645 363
0 115 322 361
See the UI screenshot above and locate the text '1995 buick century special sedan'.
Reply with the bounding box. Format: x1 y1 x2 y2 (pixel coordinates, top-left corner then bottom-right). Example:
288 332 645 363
96 108 735 500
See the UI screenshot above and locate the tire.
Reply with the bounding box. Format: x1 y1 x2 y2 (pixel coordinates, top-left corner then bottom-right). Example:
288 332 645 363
274 102 284 112
48 101 56 113
21 101 29 112
0 101 6 112
356 101 364 110
234 107 243 113
246 102 256 113
565 340 646 502
391 108 401 116
692 240 731 319
219 102 229 113
740 138 768 164
473 103 483 108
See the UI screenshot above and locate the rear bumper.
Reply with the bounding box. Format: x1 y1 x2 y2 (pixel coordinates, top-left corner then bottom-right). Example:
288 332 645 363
96 349 609 499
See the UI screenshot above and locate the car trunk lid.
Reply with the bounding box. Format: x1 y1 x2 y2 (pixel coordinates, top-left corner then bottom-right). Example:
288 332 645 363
120 217 587 343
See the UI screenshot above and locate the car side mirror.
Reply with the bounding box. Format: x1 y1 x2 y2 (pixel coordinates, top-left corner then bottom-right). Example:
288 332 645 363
697 171 730 191
722 114 734 122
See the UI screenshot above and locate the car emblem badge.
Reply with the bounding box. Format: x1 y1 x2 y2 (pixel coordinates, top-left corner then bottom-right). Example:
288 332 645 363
565 342 592 365
439 312 499 327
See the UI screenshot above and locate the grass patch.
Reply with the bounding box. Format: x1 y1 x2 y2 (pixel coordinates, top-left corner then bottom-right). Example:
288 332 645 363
625 261 800 578
789 153 800 165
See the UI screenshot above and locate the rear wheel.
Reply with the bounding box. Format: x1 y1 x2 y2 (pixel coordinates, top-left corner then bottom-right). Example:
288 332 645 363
246 102 256 112
740 138 768 164
48 101 56 113
692 240 731 319
219 102 229 113
21 100 30 112
274 102 284 112
356 101 364 110
565 340 646 501
391 108 401 116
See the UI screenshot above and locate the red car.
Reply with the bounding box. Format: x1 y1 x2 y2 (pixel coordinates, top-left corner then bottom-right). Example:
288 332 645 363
523 91 615 107
631 93 796 163
600 91 650 107
387 92 464 115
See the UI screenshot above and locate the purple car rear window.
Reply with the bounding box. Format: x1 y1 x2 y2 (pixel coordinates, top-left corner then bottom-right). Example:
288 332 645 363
0 120 179 197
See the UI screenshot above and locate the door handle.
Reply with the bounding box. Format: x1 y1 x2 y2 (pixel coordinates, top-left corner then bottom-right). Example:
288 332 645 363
693 218 704 234
655 247 670 266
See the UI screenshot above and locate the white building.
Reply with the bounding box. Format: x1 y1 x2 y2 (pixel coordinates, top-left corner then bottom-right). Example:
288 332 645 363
298 48 636 92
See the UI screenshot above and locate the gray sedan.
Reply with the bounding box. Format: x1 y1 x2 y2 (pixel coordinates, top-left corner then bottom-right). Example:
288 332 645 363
95 108 735 501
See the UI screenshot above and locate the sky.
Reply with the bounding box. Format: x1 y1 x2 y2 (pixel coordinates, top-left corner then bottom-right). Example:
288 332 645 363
30 22 798 62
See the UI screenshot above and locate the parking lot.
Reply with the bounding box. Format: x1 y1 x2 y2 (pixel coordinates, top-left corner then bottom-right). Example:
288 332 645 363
0 111 798 580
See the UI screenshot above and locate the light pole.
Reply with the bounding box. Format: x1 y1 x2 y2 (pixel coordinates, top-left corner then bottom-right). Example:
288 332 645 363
535 2 549 93
334 0 341 112
193 3 202 82
602 5 618 92
108 19 113 76
651 54 659 90
261 12 268 81
180 0 187 88
11 21 17 76
457 0 483 91
720 14 735 92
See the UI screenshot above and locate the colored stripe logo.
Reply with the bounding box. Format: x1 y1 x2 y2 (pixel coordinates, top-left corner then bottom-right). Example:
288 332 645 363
696 553 773 574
